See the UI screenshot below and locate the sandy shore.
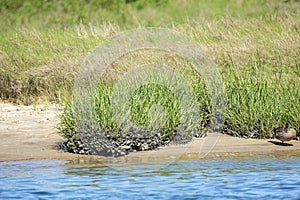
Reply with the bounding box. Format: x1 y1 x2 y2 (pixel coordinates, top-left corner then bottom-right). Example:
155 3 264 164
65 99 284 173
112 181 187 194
0 103 299 163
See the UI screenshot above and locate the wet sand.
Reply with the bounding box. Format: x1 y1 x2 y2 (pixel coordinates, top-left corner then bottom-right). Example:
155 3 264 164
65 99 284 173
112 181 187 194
0 103 299 163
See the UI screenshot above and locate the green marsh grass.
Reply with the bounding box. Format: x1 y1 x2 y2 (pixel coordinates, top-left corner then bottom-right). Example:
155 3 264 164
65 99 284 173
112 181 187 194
224 68 299 137
57 56 211 140
1 0 299 139
57 65 299 140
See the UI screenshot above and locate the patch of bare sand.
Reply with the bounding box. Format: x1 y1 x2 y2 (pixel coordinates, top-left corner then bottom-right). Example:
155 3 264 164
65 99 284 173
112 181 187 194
0 103 299 163
0 103 80 162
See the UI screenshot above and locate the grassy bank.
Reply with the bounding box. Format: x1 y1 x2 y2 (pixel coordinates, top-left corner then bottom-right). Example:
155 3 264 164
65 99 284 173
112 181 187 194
1 0 299 140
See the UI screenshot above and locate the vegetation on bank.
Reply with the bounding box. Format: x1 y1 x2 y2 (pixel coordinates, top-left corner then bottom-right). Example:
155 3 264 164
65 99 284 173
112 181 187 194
0 0 299 141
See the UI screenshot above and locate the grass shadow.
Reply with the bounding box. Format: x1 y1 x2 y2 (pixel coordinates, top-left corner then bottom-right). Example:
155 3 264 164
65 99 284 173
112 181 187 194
268 140 294 146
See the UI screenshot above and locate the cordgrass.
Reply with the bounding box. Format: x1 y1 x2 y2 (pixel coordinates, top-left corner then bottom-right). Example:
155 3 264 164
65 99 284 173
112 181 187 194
57 61 299 140
224 68 299 137
1 0 299 138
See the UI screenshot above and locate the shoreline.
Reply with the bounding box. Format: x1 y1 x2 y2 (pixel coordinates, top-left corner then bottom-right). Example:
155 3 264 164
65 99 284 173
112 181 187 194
1 103 299 163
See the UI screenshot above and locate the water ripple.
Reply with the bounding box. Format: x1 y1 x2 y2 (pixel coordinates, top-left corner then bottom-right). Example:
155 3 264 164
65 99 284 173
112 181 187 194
1 158 300 199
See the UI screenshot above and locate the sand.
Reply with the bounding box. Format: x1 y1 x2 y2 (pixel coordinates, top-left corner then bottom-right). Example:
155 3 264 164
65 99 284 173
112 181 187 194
0 103 299 163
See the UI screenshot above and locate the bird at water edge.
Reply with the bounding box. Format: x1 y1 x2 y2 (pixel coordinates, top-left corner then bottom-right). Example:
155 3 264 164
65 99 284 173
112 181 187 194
273 123 297 143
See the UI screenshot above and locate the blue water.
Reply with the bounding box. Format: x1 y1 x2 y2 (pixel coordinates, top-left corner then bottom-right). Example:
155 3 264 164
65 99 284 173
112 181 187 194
1 157 300 199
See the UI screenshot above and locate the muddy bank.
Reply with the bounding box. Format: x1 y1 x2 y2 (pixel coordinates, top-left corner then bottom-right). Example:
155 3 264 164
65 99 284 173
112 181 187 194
0 103 299 162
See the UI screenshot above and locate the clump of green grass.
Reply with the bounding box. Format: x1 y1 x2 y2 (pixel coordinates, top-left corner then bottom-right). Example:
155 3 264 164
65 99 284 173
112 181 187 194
57 60 211 141
223 67 299 138
58 63 299 141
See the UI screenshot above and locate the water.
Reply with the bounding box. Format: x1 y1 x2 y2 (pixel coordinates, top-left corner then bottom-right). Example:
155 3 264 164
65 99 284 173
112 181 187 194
1 157 300 199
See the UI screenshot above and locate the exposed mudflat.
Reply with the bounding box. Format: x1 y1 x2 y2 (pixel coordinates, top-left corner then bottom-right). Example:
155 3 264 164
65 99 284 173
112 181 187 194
0 103 299 163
